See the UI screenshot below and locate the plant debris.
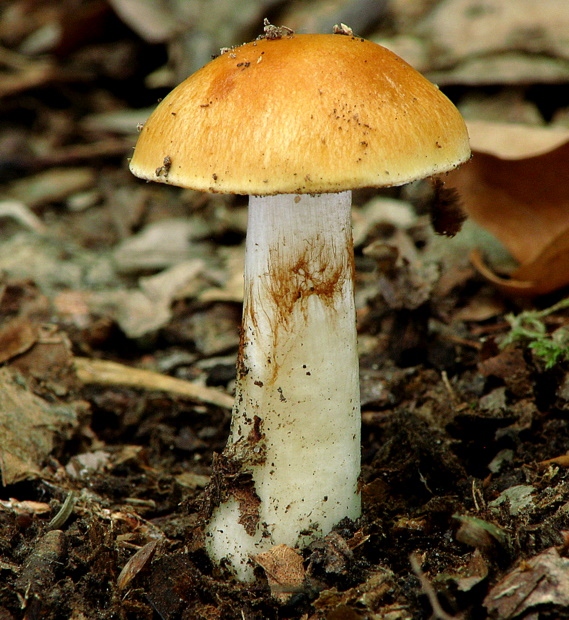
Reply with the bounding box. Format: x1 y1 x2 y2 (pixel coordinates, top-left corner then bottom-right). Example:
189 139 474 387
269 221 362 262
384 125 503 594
2 2 569 619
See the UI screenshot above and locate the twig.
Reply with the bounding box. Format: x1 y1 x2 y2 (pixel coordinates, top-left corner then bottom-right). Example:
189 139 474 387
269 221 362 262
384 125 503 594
74 357 234 410
471 479 485 512
441 370 458 404
410 553 464 620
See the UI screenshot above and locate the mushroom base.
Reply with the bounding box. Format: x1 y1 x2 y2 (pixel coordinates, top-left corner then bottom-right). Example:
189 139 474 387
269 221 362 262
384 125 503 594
205 191 361 581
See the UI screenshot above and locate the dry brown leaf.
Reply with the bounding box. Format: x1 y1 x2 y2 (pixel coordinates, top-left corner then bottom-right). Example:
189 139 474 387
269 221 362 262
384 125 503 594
117 539 159 590
450 285 506 323
478 346 532 398
467 120 569 159
0 498 52 515
453 550 489 593
10 325 77 395
484 548 569 617
469 249 535 295
0 367 78 485
313 567 399 616
0 317 38 364
85 259 206 338
254 544 305 603
538 454 569 468
447 121 569 296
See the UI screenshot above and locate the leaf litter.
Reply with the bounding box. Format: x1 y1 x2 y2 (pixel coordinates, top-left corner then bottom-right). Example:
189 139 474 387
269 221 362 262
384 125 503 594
2 1 569 619
447 121 569 296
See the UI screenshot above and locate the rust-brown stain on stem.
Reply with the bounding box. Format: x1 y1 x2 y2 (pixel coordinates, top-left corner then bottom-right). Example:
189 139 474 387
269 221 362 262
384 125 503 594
242 227 353 385
265 228 353 324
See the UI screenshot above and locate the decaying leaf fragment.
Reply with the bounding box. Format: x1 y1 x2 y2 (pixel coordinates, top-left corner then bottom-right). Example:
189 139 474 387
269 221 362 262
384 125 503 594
425 0 569 85
453 514 509 553
446 120 569 295
0 367 78 485
117 539 159 590
0 316 37 364
485 547 569 618
254 544 305 603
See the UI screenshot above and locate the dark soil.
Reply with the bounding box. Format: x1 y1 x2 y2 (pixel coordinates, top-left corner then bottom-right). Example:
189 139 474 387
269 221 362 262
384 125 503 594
2 3 569 619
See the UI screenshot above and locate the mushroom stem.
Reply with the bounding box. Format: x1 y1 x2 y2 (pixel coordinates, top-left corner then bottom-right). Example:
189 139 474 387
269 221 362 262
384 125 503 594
205 191 361 581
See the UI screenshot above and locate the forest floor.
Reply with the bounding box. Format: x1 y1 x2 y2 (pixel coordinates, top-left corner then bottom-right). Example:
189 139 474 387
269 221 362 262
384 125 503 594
2 2 569 619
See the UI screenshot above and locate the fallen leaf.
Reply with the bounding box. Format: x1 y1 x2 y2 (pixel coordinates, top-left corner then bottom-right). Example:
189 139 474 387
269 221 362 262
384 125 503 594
0 498 52 515
364 228 441 311
308 531 354 575
469 249 534 294
453 550 489 593
446 121 569 295
538 454 569 468
352 197 417 247
451 289 506 323
0 62 58 98
488 485 536 517
112 218 212 274
85 259 205 338
422 0 569 85
0 317 38 364
0 367 78 485
453 515 509 552
198 246 244 303
0 233 111 294
52 290 92 329
65 450 111 478
313 568 399 616
254 544 305 603
0 200 47 233
107 0 182 43
117 539 159 590
425 0 569 64
467 120 569 160
429 51 569 86
478 346 533 398
485 548 569 618
175 472 210 489
7 167 96 208
10 325 77 396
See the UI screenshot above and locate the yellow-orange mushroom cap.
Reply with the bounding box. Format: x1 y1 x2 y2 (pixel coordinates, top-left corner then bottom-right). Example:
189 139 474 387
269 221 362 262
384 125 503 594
130 33 470 195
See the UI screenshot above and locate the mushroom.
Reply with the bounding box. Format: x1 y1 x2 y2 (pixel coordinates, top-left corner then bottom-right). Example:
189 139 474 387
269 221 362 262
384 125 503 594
129 31 470 581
